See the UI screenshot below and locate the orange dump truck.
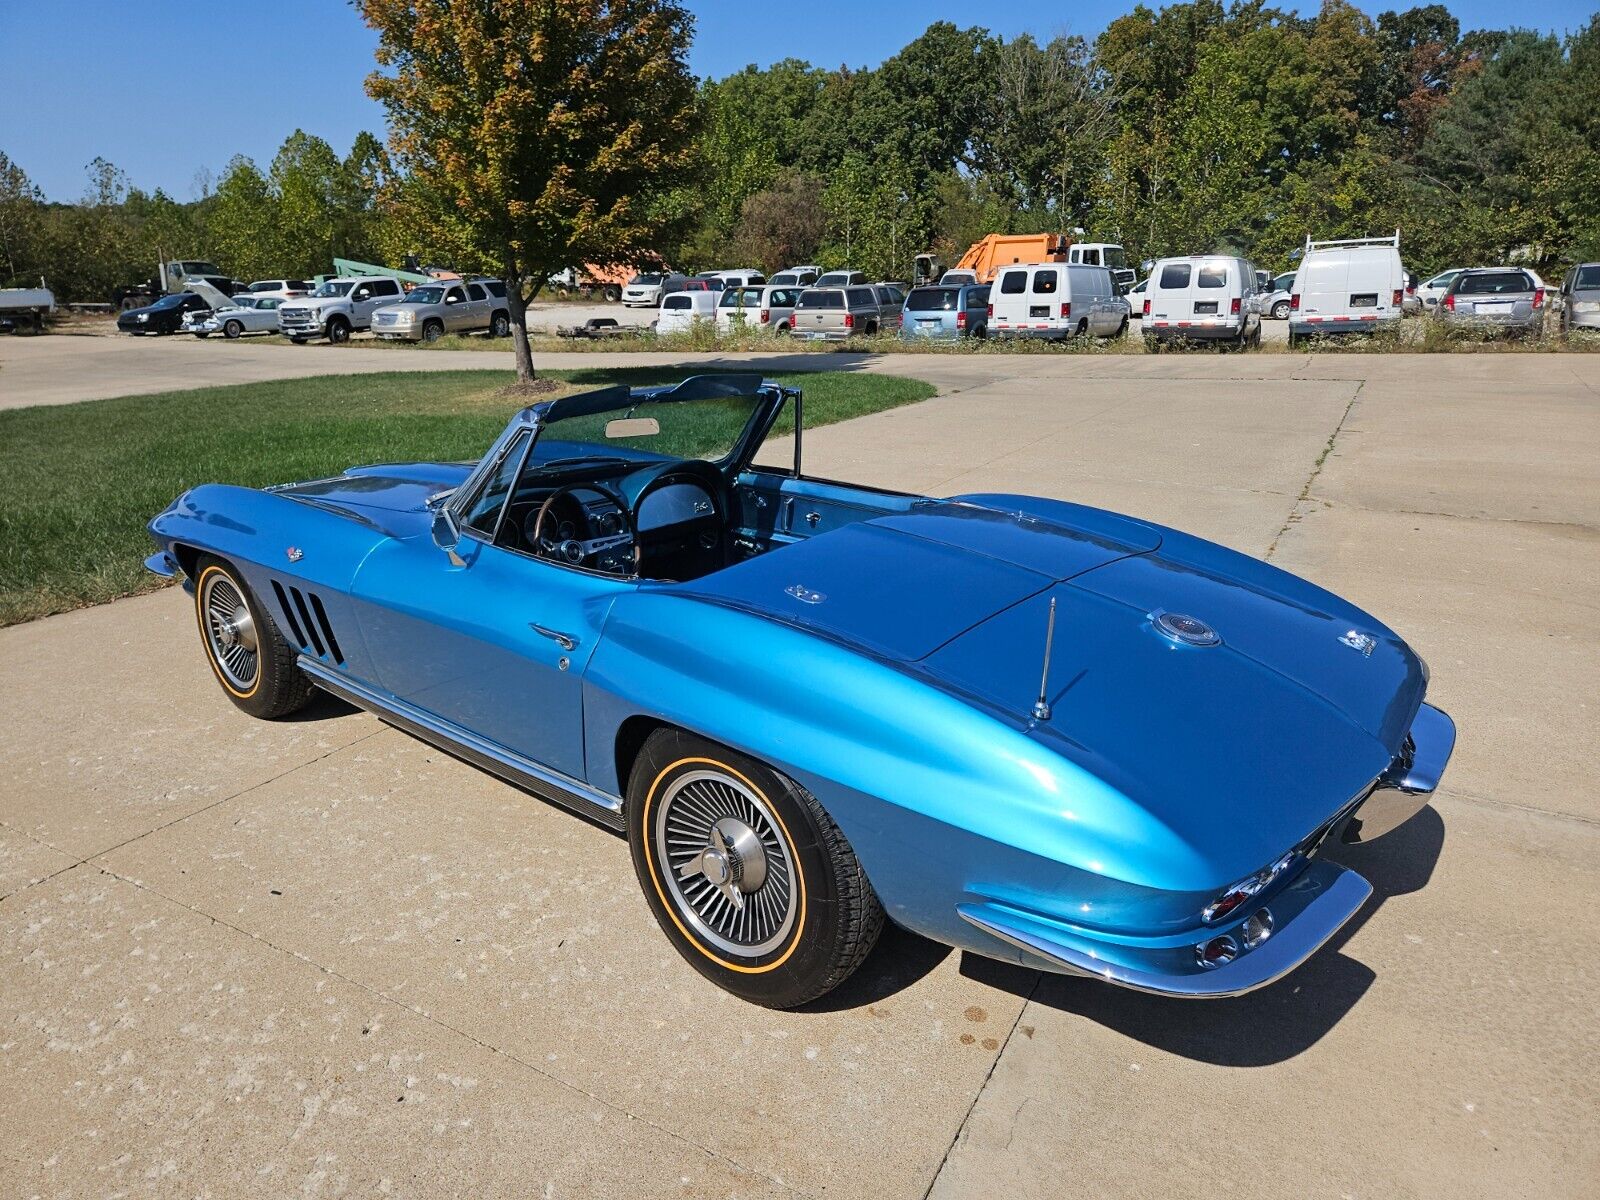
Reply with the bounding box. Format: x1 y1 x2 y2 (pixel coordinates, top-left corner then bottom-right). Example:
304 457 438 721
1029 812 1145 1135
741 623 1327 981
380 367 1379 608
915 234 1073 286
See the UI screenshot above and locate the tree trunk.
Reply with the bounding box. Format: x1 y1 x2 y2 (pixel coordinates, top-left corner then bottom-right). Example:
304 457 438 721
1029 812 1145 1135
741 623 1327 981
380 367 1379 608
505 271 536 384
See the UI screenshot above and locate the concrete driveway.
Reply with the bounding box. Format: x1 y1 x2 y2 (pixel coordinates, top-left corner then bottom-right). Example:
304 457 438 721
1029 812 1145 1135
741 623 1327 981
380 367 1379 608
2 353 1598 1197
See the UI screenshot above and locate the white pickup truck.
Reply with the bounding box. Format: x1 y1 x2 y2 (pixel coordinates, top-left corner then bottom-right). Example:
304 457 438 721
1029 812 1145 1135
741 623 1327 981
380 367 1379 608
277 276 405 343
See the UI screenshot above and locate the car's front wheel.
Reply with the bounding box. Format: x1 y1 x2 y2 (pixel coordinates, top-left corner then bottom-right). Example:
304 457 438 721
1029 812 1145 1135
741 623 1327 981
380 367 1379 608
224 320 243 339
192 554 316 719
422 319 444 342
490 311 510 338
627 729 884 1009
326 317 351 344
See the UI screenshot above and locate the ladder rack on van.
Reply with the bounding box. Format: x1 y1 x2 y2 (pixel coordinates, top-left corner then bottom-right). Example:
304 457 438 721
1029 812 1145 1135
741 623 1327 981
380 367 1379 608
1303 230 1401 252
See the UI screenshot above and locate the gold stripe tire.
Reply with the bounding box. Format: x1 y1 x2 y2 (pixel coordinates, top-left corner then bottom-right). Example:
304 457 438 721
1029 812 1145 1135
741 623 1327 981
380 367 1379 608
627 728 884 1009
192 554 316 720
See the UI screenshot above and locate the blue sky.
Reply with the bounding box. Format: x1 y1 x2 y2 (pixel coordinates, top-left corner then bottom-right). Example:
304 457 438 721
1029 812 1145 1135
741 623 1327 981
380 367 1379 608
3 0 1592 201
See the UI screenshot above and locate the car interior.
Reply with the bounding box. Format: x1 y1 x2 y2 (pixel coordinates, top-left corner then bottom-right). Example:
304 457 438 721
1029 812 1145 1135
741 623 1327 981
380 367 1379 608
461 382 912 585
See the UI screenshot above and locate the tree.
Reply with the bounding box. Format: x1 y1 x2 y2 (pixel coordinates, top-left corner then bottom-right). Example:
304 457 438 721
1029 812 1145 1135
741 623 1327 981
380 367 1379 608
210 156 281 279
729 173 826 272
360 0 700 385
0 152 43 285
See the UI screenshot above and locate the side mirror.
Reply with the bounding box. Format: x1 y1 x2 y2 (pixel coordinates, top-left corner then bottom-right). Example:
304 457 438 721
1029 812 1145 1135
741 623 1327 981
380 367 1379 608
431 506 465 565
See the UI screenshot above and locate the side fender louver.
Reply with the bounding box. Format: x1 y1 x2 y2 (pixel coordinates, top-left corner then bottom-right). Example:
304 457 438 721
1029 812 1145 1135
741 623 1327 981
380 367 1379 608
271 580 345 665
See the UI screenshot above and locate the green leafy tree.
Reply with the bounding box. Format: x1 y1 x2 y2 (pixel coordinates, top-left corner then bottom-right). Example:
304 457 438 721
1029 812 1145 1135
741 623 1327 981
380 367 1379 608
0 151 43 285
360 0 700 384
210 156 282 280
728 172 826 272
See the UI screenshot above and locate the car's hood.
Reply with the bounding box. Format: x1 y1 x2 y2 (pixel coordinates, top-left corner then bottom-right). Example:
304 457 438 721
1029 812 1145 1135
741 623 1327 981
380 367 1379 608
680 497 1162 662
919 531 1426 865
274 462 474 538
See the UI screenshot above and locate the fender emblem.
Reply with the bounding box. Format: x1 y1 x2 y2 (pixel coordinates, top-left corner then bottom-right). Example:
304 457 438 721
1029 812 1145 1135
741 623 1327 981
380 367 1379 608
1339 630 1377 656
286 547 304 563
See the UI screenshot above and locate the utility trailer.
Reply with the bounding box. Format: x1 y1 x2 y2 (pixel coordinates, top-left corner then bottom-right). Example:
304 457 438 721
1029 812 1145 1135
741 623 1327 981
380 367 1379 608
0 281 55 333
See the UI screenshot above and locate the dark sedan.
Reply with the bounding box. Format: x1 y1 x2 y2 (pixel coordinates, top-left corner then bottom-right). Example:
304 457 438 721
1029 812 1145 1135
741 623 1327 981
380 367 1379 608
117 292 211 335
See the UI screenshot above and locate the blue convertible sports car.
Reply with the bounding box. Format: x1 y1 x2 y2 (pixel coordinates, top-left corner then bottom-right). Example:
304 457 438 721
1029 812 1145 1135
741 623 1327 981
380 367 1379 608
147 374 1454 1009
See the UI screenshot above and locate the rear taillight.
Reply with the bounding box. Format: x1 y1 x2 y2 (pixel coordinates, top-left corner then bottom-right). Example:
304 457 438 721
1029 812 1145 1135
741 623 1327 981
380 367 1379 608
1204 852 1296 925
899 312 906 327
1230 297 1241 315
1059 302 1071 318
843 312 854 329
1392 289 1403 307
759 308 770 323
1143 299 1150 316
986 303 993 318
1533 288 1545 309
1444 294 1455 311
956 310 967 329
1290 293 1300 311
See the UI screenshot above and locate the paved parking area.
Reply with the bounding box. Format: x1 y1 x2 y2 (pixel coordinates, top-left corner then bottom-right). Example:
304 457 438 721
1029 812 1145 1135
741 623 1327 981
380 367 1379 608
2 352 1598 1197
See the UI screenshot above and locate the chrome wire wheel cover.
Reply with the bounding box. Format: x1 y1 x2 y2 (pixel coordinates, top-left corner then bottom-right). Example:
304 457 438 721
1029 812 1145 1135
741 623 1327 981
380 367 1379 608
201 572 259 690
655 769 798 957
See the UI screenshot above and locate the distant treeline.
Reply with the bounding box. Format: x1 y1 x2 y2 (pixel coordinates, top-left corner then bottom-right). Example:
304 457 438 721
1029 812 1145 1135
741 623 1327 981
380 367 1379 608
4 2 1597 300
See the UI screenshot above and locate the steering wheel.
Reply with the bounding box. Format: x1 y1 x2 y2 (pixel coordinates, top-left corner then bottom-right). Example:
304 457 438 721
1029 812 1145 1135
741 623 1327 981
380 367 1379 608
528 482 637 571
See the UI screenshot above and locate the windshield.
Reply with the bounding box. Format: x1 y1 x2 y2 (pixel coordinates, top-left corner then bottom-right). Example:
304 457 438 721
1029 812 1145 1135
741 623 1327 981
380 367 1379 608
151 293 189 309
630 274 664 285
528 384 770 470
312 281 354 298
1104 247 1128 270
404 286 446 304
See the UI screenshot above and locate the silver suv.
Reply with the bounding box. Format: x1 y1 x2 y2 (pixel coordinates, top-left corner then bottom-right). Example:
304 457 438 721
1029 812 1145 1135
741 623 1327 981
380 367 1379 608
372 280 510 341
1440 269 1546 336
792 286 889 339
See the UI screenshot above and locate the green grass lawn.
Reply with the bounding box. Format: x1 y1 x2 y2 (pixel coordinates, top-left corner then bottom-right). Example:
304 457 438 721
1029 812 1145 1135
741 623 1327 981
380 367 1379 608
0 367 934 626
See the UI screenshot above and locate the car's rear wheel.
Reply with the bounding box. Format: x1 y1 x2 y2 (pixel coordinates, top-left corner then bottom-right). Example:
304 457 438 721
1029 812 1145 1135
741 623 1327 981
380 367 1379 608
1272 300 1290 320
490 311 510 338
224 319 243 339
193 555 316 720
627 729 884 1009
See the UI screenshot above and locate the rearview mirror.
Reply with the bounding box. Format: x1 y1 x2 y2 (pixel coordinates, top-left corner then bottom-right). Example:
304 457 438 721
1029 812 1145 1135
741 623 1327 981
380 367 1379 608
605 417 660 438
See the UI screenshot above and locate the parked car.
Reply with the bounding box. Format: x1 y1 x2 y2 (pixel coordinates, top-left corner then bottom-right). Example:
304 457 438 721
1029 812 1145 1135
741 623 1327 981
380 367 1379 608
1125 277 1148 318
278 276 405 343
656 289 718 333
769 265 822 286
372 280 511 341
813 269 868 288
184 295 287 339
0 282 54 334
1439 268 1546 336
117 291 210 335
1555 262 1600 335
899 282 990 340
1288 233 1405 345
710 269 766 289
146 373 1455 1009
247 279 311 299
988 263 1127 341
871 283 907 326
940 270 980 286
1415 268 1466 313
1143 256 1262 348
717 284 804 334
622 273 670 307
1260 271 1297 319
791 286 889 339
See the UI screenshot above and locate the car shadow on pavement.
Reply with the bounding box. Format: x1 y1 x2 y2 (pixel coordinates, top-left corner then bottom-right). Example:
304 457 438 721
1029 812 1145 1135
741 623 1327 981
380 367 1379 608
797 921 955 1013
277 690 359 722
953 807 1447 1066
552 355 880 389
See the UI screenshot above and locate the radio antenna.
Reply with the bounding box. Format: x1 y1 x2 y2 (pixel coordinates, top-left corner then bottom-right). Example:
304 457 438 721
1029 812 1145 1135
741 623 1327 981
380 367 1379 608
1032 597 1057 722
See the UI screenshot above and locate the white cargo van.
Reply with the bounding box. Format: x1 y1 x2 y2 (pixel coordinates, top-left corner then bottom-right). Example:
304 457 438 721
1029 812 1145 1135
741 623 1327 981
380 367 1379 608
656 289 717 333
1066 242 1135 290
1288 232 1406 344
1143 256 1262 347
989 263 1126 341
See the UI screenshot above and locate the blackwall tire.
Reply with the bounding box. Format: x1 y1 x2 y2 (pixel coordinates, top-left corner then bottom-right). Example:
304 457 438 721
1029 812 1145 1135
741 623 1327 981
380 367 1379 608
422 319 444 342
1272 300 1291 320
490 311 510 338
327 318 351 344
192 555 316 720
627 728 884 1009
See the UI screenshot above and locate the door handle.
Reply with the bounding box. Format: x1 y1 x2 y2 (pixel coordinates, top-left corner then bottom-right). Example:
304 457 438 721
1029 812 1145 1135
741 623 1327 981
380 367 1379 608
529 623 578 651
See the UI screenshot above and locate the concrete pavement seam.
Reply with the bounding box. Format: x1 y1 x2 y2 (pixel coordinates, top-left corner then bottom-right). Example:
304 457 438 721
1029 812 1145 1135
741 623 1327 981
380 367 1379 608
919 974 1038 1200
81 857 812 1199
1265 379 1365 561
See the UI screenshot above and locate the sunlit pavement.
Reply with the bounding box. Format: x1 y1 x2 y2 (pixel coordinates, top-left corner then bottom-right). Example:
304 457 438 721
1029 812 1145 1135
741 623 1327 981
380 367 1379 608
2 351 1597 1196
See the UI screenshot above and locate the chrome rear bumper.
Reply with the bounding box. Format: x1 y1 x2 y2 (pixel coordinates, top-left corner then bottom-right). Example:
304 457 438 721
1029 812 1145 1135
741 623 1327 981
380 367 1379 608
1342 702 1455 843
